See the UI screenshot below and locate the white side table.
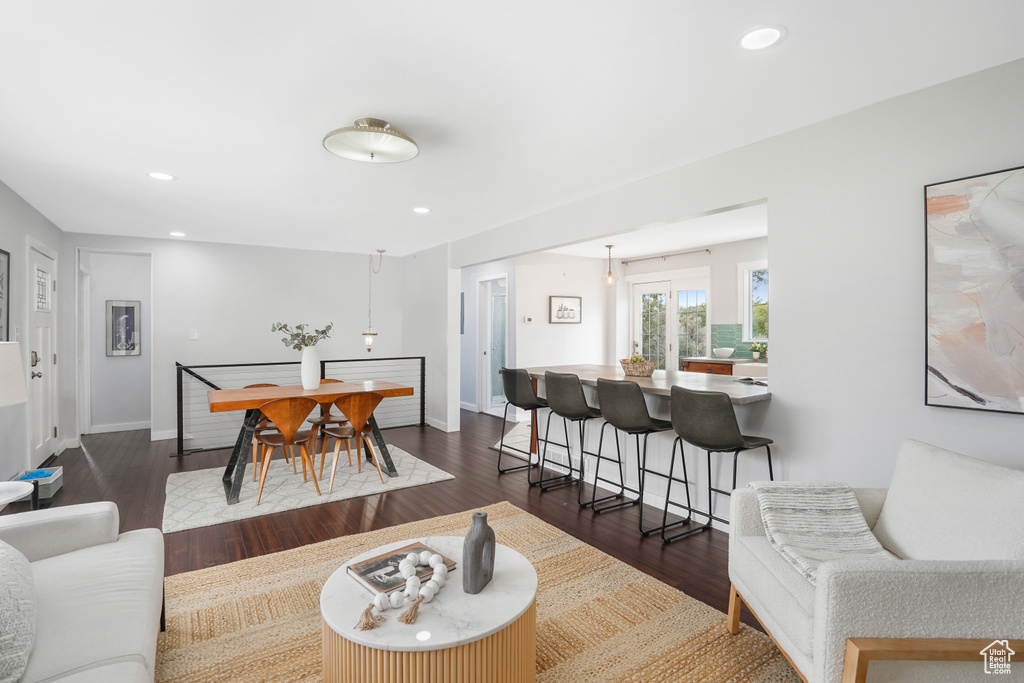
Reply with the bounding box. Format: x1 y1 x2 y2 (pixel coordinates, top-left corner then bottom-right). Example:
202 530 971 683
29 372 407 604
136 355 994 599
0 481 34 509
320 536 537 683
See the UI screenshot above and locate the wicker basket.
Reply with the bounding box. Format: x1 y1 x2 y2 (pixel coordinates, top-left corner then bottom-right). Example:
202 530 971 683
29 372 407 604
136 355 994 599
620 360 657 377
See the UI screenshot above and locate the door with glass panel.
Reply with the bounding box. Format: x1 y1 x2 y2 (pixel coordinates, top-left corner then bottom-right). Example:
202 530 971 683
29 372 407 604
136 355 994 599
632 275 709 370
478 276 508 417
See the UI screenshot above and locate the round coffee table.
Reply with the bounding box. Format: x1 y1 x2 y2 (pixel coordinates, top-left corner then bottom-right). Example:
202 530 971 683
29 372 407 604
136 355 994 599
320 536 537 683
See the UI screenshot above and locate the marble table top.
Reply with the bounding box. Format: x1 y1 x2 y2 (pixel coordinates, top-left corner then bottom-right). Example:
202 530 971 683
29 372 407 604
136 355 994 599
320 536 537 652
0 481 33 506
524 363 771 404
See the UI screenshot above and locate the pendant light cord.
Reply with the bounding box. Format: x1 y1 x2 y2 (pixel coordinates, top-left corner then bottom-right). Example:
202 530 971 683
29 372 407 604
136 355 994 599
368 250 384 328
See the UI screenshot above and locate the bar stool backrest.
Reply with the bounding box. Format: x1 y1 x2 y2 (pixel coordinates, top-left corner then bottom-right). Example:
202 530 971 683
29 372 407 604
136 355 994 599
597 378 656 433
499 368 544 410
331 392 384 434
544 372 591 419
670 386 743 451
259 397 318 442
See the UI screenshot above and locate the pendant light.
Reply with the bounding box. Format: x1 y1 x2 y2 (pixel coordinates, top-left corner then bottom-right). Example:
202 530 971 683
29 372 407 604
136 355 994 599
603 245 618 287
323 118 418 163
363 250 385 351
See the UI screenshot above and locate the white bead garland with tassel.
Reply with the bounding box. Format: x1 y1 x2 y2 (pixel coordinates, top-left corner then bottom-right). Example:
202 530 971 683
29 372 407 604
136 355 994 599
356 549 450 629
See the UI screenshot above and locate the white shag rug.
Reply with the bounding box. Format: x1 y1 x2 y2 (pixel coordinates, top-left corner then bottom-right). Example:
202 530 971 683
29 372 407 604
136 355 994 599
162 445 454 533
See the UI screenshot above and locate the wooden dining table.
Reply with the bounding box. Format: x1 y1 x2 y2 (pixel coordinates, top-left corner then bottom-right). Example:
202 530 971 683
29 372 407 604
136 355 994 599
208 380 415 504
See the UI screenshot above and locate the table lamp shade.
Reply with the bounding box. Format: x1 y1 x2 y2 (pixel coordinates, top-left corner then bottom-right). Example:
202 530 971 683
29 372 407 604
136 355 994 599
0 342 28 408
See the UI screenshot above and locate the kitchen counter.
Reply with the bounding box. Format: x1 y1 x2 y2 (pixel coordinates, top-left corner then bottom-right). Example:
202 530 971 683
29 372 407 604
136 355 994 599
524 363 770 405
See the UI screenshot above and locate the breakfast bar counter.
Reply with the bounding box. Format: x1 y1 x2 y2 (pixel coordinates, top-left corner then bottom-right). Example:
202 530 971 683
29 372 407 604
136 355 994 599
522 364 770 404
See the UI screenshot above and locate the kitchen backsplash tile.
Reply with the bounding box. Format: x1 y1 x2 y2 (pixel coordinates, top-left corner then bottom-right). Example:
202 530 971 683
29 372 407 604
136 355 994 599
710 324 765 359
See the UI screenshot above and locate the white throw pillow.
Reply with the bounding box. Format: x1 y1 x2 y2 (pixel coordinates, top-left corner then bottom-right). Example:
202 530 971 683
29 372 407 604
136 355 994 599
0 539 35 683
872 439 1024 560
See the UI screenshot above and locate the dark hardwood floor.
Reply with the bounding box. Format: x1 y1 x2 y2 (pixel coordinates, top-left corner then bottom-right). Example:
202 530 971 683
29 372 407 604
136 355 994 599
2 409 756 627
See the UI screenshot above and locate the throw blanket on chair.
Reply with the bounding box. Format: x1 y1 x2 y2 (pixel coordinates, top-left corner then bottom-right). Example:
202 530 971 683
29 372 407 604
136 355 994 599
749 481 893 584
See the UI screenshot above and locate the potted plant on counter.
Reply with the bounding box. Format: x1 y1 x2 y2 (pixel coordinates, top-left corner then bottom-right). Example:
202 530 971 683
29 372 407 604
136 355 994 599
749 341 767 360
272 322 334 390
620 342 657 377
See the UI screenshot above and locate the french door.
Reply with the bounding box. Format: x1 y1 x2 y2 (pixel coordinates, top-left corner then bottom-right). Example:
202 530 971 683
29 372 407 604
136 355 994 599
631 271 709 370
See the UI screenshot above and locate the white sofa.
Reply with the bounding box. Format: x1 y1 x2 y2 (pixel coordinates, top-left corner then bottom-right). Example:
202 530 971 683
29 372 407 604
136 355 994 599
728 439 1024 683
0 502 164 682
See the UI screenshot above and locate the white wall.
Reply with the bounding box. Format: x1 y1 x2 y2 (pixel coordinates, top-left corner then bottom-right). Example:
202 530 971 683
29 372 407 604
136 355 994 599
0 180 64 479
60 235 405 441
459 258 516 410
449 58 1024 484
514 252 609 368
87 251 152 432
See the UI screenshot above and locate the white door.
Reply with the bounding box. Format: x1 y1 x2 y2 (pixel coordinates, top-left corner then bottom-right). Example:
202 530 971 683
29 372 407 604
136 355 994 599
478 276 508 417
631 271 709 370
28 245 58 466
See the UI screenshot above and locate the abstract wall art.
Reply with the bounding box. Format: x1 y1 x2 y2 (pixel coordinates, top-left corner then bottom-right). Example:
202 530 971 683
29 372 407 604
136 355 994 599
925 164 1024 414
106 299 141 356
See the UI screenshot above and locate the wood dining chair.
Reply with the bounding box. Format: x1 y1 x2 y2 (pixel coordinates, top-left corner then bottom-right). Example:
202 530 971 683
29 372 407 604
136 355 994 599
244 383 293 481
306 378 349 463
253 397 321 505
320 392 385 492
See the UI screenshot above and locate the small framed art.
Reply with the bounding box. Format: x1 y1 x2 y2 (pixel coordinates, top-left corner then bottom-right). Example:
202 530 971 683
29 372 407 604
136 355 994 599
549 296 581 324
106 300 141 356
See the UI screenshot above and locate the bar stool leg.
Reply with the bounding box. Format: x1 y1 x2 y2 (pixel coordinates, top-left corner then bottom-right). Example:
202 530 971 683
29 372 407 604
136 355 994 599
589 422 639 513
497 402 537 476
575 419 588 508
765 445 774 480
660 437 710 543
539 414 578 491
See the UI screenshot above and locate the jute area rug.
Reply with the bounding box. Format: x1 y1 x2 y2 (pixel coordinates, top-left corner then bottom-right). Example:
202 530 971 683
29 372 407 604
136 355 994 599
157 501 799 682
162 445 454 533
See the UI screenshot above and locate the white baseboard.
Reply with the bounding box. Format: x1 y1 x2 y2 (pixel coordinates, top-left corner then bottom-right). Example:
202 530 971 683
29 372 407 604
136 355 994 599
425 416 454 432
88 420 152 434
151 429 176 441
60 438 80 451
460 401 477 412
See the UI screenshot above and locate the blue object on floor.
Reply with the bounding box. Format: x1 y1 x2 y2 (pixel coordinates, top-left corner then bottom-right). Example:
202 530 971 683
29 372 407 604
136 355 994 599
19 470 52 480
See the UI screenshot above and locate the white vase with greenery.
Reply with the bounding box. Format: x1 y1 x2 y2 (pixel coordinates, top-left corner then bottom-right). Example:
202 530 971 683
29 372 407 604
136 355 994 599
272 322 334 390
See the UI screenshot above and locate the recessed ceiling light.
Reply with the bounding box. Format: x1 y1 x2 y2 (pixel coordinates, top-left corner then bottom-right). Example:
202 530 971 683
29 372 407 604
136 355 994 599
148 172 176 181
169 231 186 237
413 207 430 214
739 25 786 50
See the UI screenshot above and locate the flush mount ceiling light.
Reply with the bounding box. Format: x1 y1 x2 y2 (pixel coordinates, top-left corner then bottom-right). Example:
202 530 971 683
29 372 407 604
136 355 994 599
739 25 787 50
148 172 175 180
413 207 430 214
323 118 418 163
603 245 618 287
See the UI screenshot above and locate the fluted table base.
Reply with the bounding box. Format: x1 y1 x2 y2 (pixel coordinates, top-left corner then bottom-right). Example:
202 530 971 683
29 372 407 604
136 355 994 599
323 600 536 683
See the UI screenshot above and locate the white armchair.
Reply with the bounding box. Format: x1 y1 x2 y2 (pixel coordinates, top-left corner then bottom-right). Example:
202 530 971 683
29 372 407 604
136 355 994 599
727 440 1024 683
0 502 164 683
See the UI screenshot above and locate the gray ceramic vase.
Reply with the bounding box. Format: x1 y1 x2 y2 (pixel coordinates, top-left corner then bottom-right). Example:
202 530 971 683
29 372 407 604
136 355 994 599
462 511 496 594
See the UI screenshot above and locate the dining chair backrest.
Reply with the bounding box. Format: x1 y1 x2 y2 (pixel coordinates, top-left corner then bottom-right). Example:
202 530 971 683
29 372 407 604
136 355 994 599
544 372 591 419
259 397 318 442
596 378 656 433
499 368 544 410
670 386 743 451
331 392 384 434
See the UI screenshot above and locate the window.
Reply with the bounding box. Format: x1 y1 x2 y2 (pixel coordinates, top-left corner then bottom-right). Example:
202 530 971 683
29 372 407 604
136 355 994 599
677 288 707 360
740 262 768 341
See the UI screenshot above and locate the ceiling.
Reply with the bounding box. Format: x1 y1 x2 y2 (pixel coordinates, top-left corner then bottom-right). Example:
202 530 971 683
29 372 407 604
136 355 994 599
546 203 767 260
1 2 1023 257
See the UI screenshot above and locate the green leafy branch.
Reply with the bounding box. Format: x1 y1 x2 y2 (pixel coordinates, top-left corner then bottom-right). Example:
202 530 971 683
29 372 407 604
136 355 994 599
271 322 334 351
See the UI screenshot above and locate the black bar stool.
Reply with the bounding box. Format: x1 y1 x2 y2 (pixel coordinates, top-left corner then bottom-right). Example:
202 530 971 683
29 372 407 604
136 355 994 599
495 367 548 480
662 386 774 541
595 378 673 534
539 372 601 504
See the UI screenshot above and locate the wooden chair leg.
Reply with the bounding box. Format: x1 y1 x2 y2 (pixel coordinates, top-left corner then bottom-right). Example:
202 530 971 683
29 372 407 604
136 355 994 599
329 439 343 493
319 435 329 480
364 436 385 484
300 444 321 495
251 435 259 481
256 445 276 505
345 439 353 468
727 584 742 635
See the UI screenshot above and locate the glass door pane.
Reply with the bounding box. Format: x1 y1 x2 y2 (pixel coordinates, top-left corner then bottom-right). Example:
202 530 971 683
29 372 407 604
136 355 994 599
633 281 669 370
677 289 707 368
489 291 506 406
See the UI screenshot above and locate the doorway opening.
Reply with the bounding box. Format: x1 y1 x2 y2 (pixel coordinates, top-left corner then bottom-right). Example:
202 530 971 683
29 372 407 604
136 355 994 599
478 275 508 417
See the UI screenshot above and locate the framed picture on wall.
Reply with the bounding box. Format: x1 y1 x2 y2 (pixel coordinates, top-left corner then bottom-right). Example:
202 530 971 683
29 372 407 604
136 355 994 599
549 295 581 324
106 300 141 356
925 163 1024 414
0 248 9 341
